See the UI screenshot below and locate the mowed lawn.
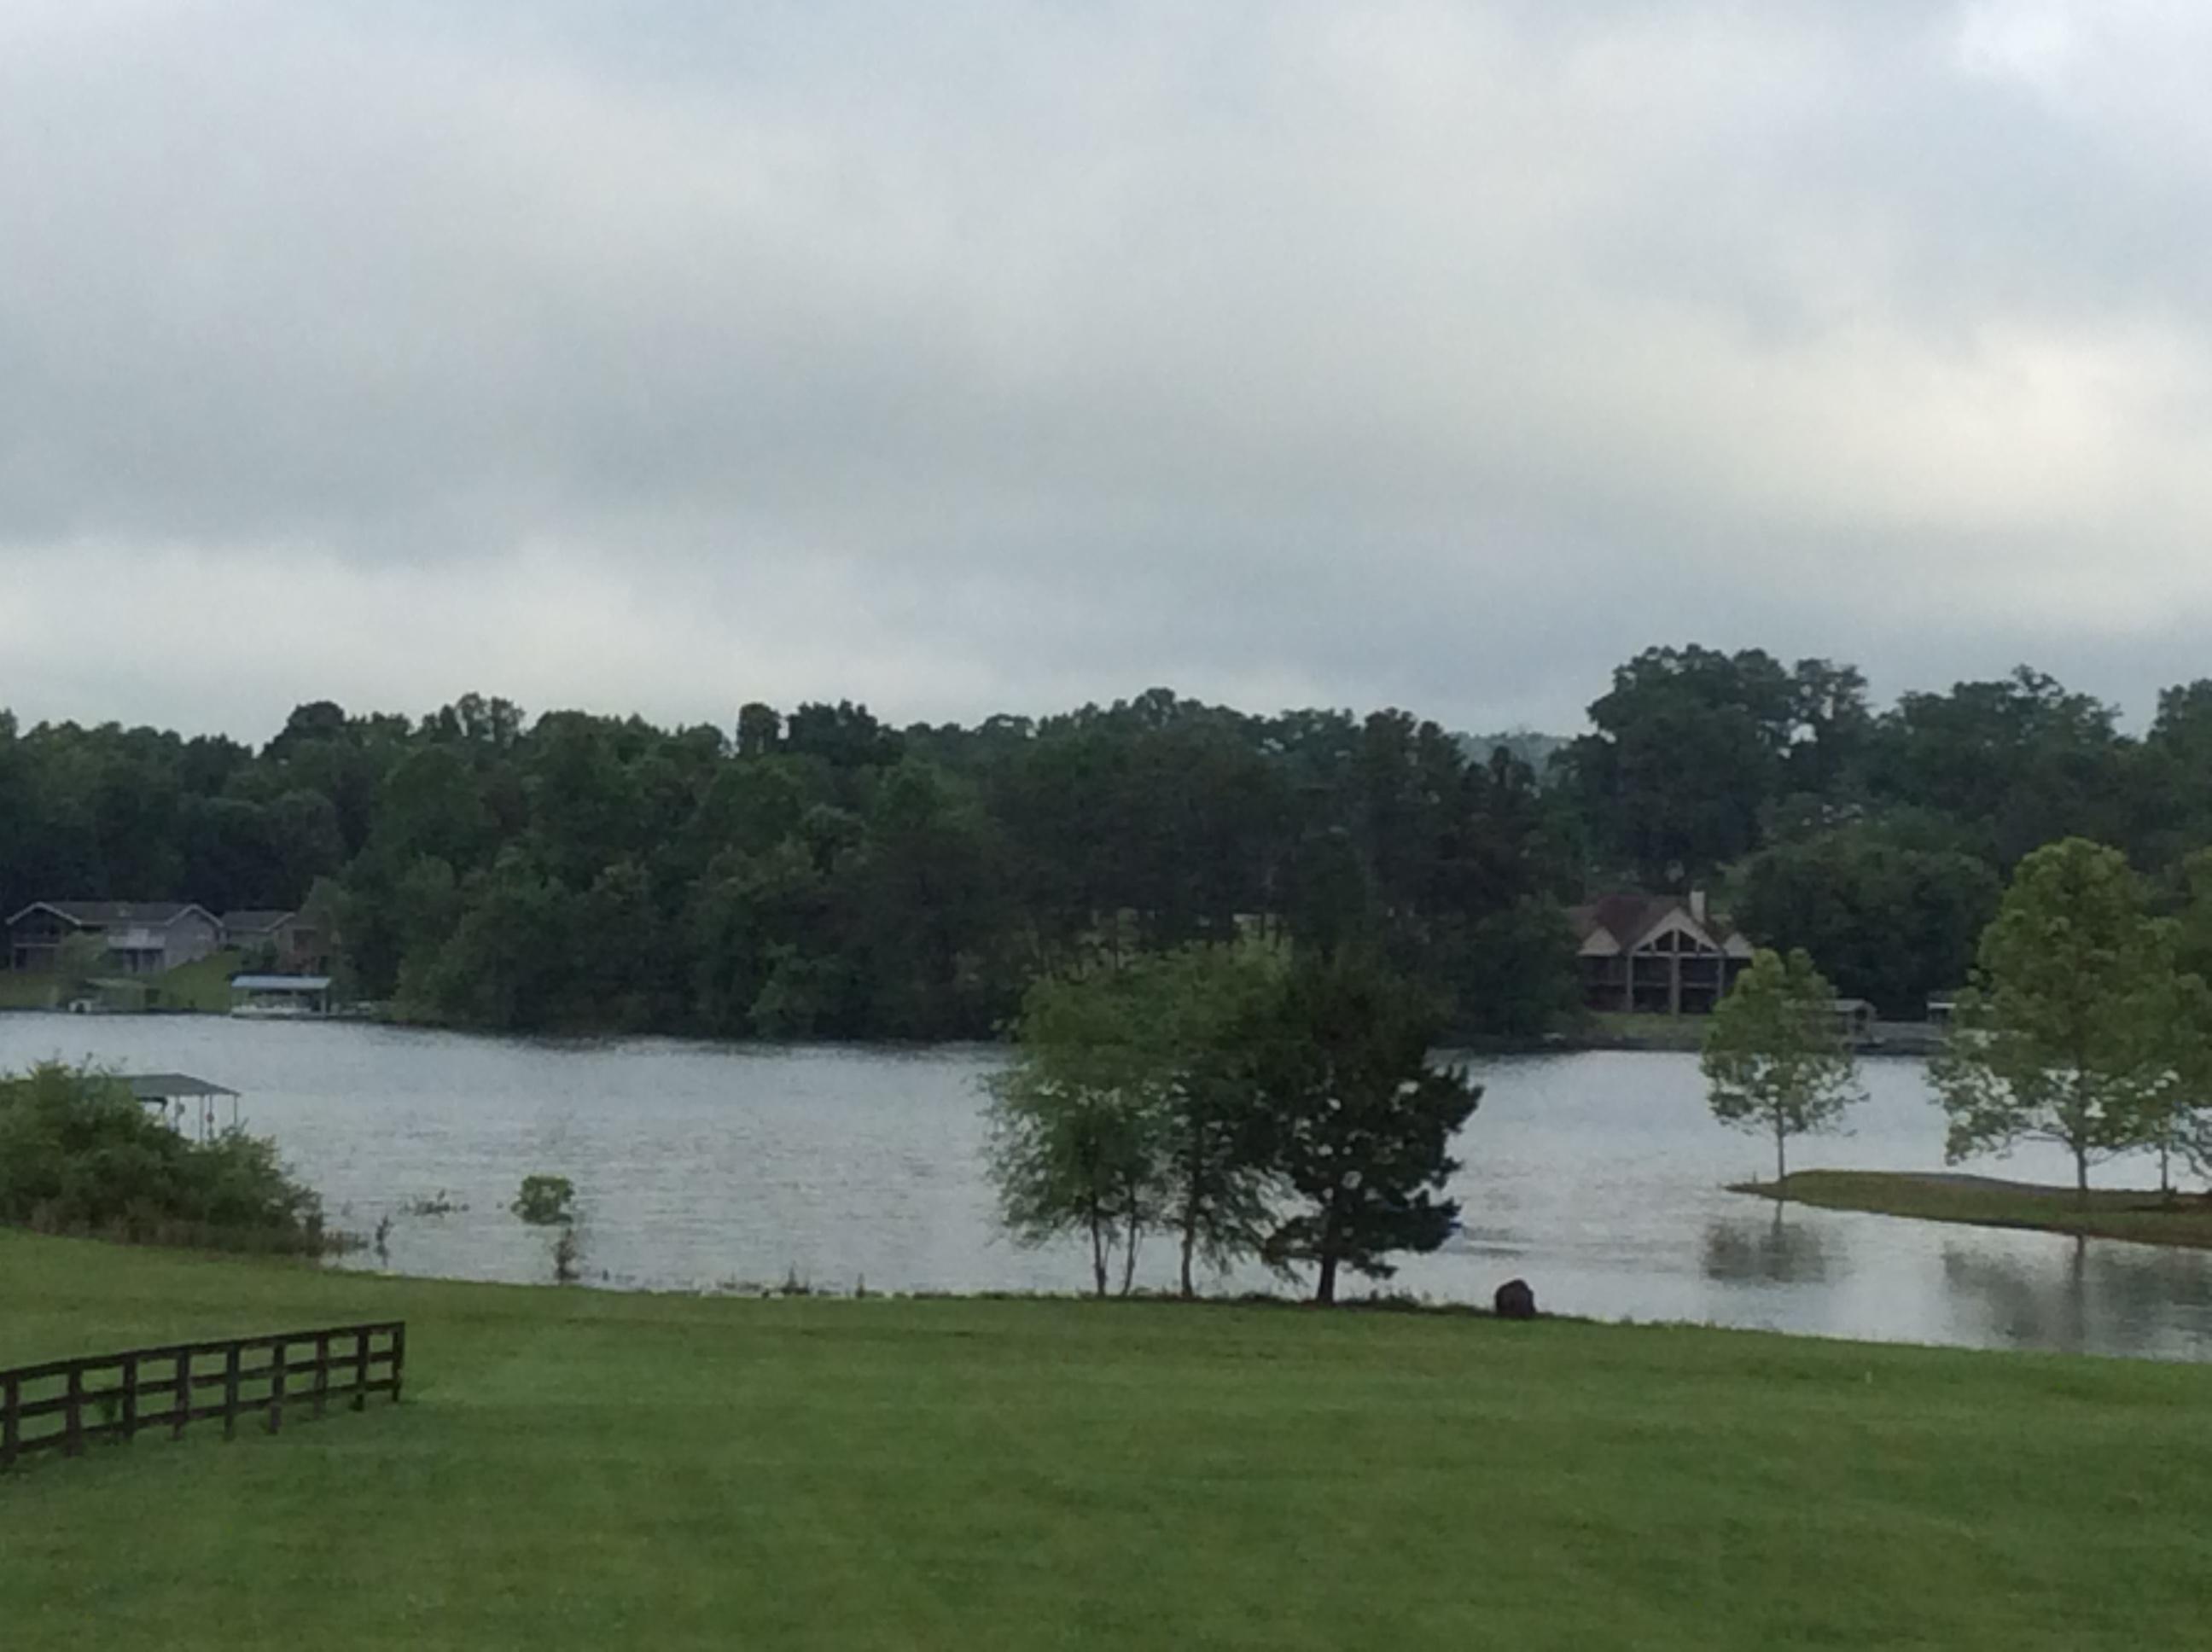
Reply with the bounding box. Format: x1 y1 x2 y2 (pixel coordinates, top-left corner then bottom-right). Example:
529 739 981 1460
2 1231 2208 1649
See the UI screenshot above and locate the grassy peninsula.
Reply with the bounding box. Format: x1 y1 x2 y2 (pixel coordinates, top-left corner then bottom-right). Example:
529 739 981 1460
3 1230 2209 1649
1738 1170 2212 1251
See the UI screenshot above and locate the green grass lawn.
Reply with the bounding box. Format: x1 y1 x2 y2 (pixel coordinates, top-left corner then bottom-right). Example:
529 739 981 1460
149 950 243 1013
0 969 61 1009
1582 1010 1711 1050
3 1230 2209 1649
1743 1169 2212 1250
0 953 239 1015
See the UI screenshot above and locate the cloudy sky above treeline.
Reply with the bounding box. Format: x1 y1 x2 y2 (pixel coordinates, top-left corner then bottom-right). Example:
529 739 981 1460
5 1 2210 741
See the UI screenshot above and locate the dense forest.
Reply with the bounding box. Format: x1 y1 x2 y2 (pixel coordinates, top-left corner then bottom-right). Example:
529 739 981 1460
9 645 2212 1038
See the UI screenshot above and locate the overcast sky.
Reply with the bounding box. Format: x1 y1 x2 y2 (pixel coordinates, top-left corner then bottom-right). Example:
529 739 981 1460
5 1 2211 742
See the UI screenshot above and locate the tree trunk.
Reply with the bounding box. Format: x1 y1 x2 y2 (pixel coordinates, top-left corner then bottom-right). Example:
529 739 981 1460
1314 1188 1341 1306
1179 1134 1201 1300
1121 1206 1140 1296
1089 1207 1109 1299
1774 1120 1787 1187
2075 1144 2089 1209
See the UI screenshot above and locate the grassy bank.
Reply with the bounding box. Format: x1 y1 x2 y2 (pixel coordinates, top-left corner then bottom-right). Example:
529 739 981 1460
0 952 240 1015
1580 1010 1711 1050
1740 1169 2212 1250
3 1232 2209 1649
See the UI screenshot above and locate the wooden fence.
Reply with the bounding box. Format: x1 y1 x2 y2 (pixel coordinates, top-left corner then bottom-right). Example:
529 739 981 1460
1 1322 404 1470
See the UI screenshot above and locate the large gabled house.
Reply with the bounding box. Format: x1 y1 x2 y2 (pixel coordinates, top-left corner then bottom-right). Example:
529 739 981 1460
4 901 224 974
1568 891 1755 1015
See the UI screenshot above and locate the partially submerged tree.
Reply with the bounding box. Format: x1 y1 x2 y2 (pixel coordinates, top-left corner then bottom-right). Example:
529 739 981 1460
1932 838 2179 1201
1702 947 1863 1183
511 1173 582 1283
1251 955 1480 1306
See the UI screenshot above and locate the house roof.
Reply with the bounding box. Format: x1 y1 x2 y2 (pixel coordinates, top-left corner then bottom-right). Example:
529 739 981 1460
1568 893 1748 954
221 910 297 935
3 900 215 930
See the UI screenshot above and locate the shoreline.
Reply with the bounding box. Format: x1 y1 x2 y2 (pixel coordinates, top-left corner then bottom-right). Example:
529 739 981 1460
1736 1169 2212 1251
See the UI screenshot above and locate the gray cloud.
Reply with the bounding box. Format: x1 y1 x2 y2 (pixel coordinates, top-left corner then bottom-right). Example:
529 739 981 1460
4 1 2211 740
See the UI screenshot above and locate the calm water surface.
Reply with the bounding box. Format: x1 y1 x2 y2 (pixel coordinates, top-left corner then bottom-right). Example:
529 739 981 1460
6 1014 2211 1361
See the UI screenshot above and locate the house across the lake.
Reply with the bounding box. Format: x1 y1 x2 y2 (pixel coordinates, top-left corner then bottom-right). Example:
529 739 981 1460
1569 891 1755 1015
221 909 324 969
4 901 223 974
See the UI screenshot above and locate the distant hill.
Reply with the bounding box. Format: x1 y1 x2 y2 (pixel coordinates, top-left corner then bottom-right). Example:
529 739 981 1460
1455 730 1570 782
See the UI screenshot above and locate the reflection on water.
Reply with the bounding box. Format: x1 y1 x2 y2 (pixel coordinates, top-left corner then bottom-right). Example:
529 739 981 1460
1703 1208 1831 1284
3 1015 2212 1361
1939 1236 2212 1358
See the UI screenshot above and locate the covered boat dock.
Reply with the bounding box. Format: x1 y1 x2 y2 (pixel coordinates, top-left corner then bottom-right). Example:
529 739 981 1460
230 974 334 1016
123 1072 241 1141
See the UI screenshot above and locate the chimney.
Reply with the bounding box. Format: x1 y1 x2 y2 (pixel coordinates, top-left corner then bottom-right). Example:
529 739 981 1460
1688 888 1708 926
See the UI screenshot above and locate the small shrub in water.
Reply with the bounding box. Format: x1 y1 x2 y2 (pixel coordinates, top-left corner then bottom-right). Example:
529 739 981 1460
511 1174 575 1227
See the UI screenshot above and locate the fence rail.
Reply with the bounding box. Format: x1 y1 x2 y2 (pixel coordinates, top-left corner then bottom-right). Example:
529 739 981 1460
1 1322 404 1470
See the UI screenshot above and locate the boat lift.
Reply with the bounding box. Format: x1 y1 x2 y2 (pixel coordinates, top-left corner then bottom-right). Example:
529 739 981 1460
122 1073 241 1143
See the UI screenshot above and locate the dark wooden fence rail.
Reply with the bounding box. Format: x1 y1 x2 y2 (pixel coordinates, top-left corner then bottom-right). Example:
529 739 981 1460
1 1322 404 1471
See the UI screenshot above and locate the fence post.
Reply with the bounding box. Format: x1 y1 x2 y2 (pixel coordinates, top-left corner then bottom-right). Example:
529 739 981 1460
352 1327 370 1412
267 1337 286 1434
224 1344 242 1440
2 1374 18 1469
391 1323 406 1405
64 1364 84 1457
122 1353 140 1442
313 1332 330 1420
173 1349 192 1440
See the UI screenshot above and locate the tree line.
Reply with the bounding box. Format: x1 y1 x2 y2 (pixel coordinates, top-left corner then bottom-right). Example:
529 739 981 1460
0 689 1575 1038
12 643 2212 1036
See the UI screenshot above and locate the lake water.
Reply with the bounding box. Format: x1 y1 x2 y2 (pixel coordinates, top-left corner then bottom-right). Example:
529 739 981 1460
6 1013 2212 1361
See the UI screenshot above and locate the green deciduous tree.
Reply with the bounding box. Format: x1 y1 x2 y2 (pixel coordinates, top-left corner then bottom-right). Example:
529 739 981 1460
1251 955 1480 1305
1139 945 1288 1297
1555 645 1811 886
1932 839 2178 1201
981 944 1291 1298
53 930 106 996
1701 948 1863 1183
1734 823 2000 1017
983 970 1163 1297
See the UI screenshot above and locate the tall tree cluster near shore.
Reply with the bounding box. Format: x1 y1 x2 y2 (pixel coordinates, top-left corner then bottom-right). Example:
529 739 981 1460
15 643 2212 1038
984 945 1479 1302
